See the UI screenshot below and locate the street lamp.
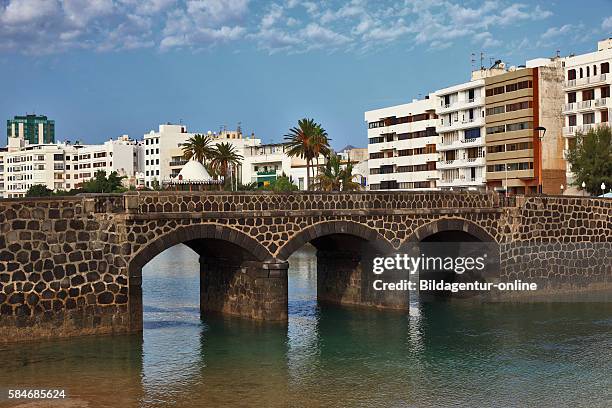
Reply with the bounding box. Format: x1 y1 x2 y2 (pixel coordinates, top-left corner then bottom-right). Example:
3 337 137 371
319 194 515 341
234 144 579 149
535 126 547 194
602 182 606 196
581 181 586 197
560 184 564 195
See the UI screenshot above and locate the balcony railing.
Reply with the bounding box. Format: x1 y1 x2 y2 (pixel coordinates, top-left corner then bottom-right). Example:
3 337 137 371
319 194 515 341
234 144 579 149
257 170 278 176
564 74 607 88
563 122 609 136
169 160 188 167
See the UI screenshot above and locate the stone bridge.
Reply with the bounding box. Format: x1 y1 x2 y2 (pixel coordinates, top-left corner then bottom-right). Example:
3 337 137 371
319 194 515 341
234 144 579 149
0 192 610 342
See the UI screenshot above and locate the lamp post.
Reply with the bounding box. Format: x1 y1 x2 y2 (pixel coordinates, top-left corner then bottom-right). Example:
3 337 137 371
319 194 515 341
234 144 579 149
505 163 509 197
602 182 607 196
560 184 564 195
535 126 547 194
581 181 586 197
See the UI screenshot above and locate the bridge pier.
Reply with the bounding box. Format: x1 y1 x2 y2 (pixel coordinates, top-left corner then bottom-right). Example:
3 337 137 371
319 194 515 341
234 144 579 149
200 257 288 321
316 249 409 310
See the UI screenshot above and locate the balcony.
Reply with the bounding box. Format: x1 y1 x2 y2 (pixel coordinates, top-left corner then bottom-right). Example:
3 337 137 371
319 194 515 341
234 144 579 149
564 74 608 89
563 122 609 137
437 157 485 169
169 160 188 167
436 97 483 114
436 136 484 151
257 170 278 176
437 117 483 132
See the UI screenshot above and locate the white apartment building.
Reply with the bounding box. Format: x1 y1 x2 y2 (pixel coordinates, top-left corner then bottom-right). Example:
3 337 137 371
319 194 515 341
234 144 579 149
434 79 487 190
365 96 439 190
241 143 296 188
562 38 612 190
2 135 143 197
143 124 261 188
0 148 6 198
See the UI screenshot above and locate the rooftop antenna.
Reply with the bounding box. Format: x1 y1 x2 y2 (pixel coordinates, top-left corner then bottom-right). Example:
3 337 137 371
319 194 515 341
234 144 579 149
480 52 485 69
471 52 476 71
489 57 495 67
237 121 242 135
556 49 560 58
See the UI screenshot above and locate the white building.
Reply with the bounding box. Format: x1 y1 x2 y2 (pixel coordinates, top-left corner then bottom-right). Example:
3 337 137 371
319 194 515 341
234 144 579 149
1 135 143 197
365 96 439 190
241 143 295 188
0 147 6 198
241 142 330 190
562 38 612 191
143 124 261 188
434 79 487 191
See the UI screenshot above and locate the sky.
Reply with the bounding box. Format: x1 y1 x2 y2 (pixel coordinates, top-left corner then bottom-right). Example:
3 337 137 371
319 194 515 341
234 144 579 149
1 0 610 150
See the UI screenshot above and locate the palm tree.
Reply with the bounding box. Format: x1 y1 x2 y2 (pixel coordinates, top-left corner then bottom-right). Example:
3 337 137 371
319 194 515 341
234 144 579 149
284 118 329 190
182 134 215 163
312 125 331 181
315 153 362 191
211 142 244 190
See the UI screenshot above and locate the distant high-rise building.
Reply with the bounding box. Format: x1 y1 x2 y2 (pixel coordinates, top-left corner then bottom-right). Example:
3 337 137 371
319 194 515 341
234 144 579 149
6 114 55 145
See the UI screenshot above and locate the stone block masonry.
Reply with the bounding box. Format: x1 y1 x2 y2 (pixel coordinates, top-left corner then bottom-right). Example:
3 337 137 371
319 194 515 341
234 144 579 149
0 191 610 342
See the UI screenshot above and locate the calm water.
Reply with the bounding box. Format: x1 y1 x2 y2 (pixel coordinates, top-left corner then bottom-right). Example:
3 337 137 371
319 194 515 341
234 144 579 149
1 244 611 407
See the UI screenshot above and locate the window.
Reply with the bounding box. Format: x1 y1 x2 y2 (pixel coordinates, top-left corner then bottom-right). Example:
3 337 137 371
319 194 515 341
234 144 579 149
601 86 610 98
369 136 384 144
486 106 505 116
464 128 480 139
586 66 590 77
582 89 595 101
583 113 595 124
579 68 583 78
486 125 505 134
568 115 577 126
486 86 505 97
487 145 505 154
602 62 610 74
602 110 609 123
54 154 63 161
369 152 383 159
506 121 532 132
594 65 597 76
506 101 532 112
568 69 576 80
568 92 576 103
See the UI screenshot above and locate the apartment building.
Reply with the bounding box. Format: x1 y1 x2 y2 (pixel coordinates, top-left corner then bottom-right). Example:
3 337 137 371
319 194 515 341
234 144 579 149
143 124 261 188
562 38 612 192
7 114 55 145
366 96 439 190
2 135 143 197
484 58 565 195
0 147 6 198
242 143 295 188
434 79 487 191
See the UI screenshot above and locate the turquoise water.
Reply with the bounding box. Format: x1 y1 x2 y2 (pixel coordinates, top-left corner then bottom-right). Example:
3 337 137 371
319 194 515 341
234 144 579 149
1 244 611 407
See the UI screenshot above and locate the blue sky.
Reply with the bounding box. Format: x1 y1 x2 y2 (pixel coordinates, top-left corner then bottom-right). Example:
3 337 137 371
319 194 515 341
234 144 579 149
1 0 610 149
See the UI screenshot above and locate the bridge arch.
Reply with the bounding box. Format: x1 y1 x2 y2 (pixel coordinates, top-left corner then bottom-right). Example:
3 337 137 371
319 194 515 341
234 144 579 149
403 217 499 299
276 220 399 310
405 217 497 244
277 220 394 261
126 223 283 330
128 223 272 275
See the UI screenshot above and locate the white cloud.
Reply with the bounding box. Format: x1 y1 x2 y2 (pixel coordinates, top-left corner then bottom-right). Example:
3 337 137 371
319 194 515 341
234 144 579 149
603 16 612 31
0 0 585 57
1 0 60 24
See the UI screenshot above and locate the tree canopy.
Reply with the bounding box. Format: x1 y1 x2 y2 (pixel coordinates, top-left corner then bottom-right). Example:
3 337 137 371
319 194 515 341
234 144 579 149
25 184 53 197
566 125 612 195
82 170 127 193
